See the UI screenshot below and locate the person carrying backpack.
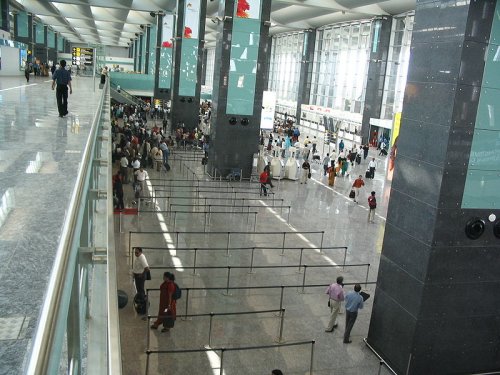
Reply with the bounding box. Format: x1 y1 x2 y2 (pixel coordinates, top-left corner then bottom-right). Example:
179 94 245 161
368 191 377 223
151 272 179 332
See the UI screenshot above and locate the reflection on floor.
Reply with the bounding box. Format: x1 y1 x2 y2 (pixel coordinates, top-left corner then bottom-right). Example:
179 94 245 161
116 140 394 375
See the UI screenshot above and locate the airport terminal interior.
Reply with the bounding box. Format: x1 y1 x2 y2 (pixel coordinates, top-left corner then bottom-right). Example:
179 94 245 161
0 0 499 374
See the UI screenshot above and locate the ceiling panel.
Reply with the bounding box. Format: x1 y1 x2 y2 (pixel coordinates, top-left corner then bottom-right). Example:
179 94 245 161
11 0 414 48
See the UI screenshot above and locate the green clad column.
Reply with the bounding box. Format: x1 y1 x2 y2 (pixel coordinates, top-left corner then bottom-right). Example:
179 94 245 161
208 0 272 178
169 0 207 130
154 11 174 99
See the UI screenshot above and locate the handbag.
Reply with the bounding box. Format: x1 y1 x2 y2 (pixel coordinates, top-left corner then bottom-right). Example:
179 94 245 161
145 270 152 280
328 300 330 307
349 190 355 199
308 172 312 179
162 308 175 328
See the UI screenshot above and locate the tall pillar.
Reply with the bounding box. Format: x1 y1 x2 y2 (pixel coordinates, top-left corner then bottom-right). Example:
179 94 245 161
367 1 500 374
154 12 174 100
14 11 32 48
144 26 150 74
138 32 144 73
208 0 272 178
133 38 138 71
170 0 207 130
295 29 316 127
360 16 392 144
0 0 8 32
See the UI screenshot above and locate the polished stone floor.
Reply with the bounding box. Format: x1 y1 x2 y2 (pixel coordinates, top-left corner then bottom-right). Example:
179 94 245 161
0 75 103 374
116 130 394 374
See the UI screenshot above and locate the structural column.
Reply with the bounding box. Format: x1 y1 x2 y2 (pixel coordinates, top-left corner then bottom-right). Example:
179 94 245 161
154 12 174 100
169 0 207 130
367 1 500 374
208 0 272 178
295 29 316 127
360 16 392 144
0 0 8 32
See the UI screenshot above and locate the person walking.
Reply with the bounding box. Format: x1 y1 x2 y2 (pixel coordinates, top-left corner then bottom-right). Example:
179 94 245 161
368 191 377 223
322 153 330 176
325 276 345 332
368 158 376 179
150 272 177 332
363 144 369 160
132 247 150 300
134 166 149 196
260 169 270 196
352 175 365 203
51 60 73 117
343 283 364 344
24 63 30 82
327 160 336 187
300 160 310 184
113 172 124 210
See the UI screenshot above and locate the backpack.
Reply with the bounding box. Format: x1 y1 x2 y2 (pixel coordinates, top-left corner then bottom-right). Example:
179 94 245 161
173 282 182 300
368 196 377 209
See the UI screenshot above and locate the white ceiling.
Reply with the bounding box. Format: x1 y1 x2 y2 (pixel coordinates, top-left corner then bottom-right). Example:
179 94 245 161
10 0 415 48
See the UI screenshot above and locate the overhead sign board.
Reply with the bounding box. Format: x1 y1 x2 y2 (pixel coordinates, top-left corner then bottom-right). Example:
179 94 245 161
72 47 94 66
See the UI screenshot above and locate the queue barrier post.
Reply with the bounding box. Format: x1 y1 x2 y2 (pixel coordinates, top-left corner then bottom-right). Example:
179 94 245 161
223 267 231 296
281 232 286 256
300 265 308 293
365 264 370 289
253 212 257 232
145 349 151 375
275 308 285 343
181 288 191 321
248 247 256 274
309 340 315 375
320 231 325 254
225 232 231 257
342 247 348 270
192 248 199 276
297 248 304 273
208 312 214 347
219 348 225 375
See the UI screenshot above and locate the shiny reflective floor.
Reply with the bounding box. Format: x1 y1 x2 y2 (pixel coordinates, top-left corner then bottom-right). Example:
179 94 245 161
0 76 102 374
116 129 394 374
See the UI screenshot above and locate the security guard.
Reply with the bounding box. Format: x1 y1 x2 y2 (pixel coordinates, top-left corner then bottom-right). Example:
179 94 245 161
51 60 73 117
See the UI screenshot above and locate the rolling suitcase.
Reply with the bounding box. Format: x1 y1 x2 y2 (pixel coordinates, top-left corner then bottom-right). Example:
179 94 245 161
365 170 371 179
133 293 148 315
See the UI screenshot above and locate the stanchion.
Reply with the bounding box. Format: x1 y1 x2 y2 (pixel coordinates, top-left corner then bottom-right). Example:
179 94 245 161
301 265 308 293
320 231 325 253
181 288 191 321
365 264 370 288
192 248 199 276
145 349 151 375
176 231 179 248
275 308 285 343
287 207 291 224
280 232 286 256
377 361 384 375
173 211 177 230
208 312 214 347
225 232 231 257
343 247 347 270
309 340 315 375
248 247 256 274
253 212 257 232
223 267 231 295
297 248 304 273
203 211 208 233
119 211 123 233
219 348 225 375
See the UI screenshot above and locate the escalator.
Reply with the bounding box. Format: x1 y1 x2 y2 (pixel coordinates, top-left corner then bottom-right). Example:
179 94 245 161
109 81 146 106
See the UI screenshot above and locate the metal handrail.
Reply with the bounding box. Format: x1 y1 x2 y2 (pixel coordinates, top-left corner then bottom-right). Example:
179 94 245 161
106 111 122 374
26 80 107 374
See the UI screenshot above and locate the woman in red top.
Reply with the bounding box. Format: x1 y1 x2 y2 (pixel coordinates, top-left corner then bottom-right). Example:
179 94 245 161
260 170 269 196
151 272 177 332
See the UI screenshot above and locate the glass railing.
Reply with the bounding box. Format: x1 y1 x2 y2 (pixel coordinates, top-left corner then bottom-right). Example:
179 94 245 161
26 81 121 375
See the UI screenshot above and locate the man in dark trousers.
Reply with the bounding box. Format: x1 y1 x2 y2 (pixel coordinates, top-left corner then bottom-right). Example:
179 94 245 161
343 283 364 343
51 60 73 117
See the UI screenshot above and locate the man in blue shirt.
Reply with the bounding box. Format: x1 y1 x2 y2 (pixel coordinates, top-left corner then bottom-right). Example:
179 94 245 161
51 60 73 117
343 283 364 343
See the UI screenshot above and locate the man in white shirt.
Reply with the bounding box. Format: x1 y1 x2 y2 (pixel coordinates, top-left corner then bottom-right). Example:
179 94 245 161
135 167 149 197
368 158 377 179
132 247 149 300
120 155 129 183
